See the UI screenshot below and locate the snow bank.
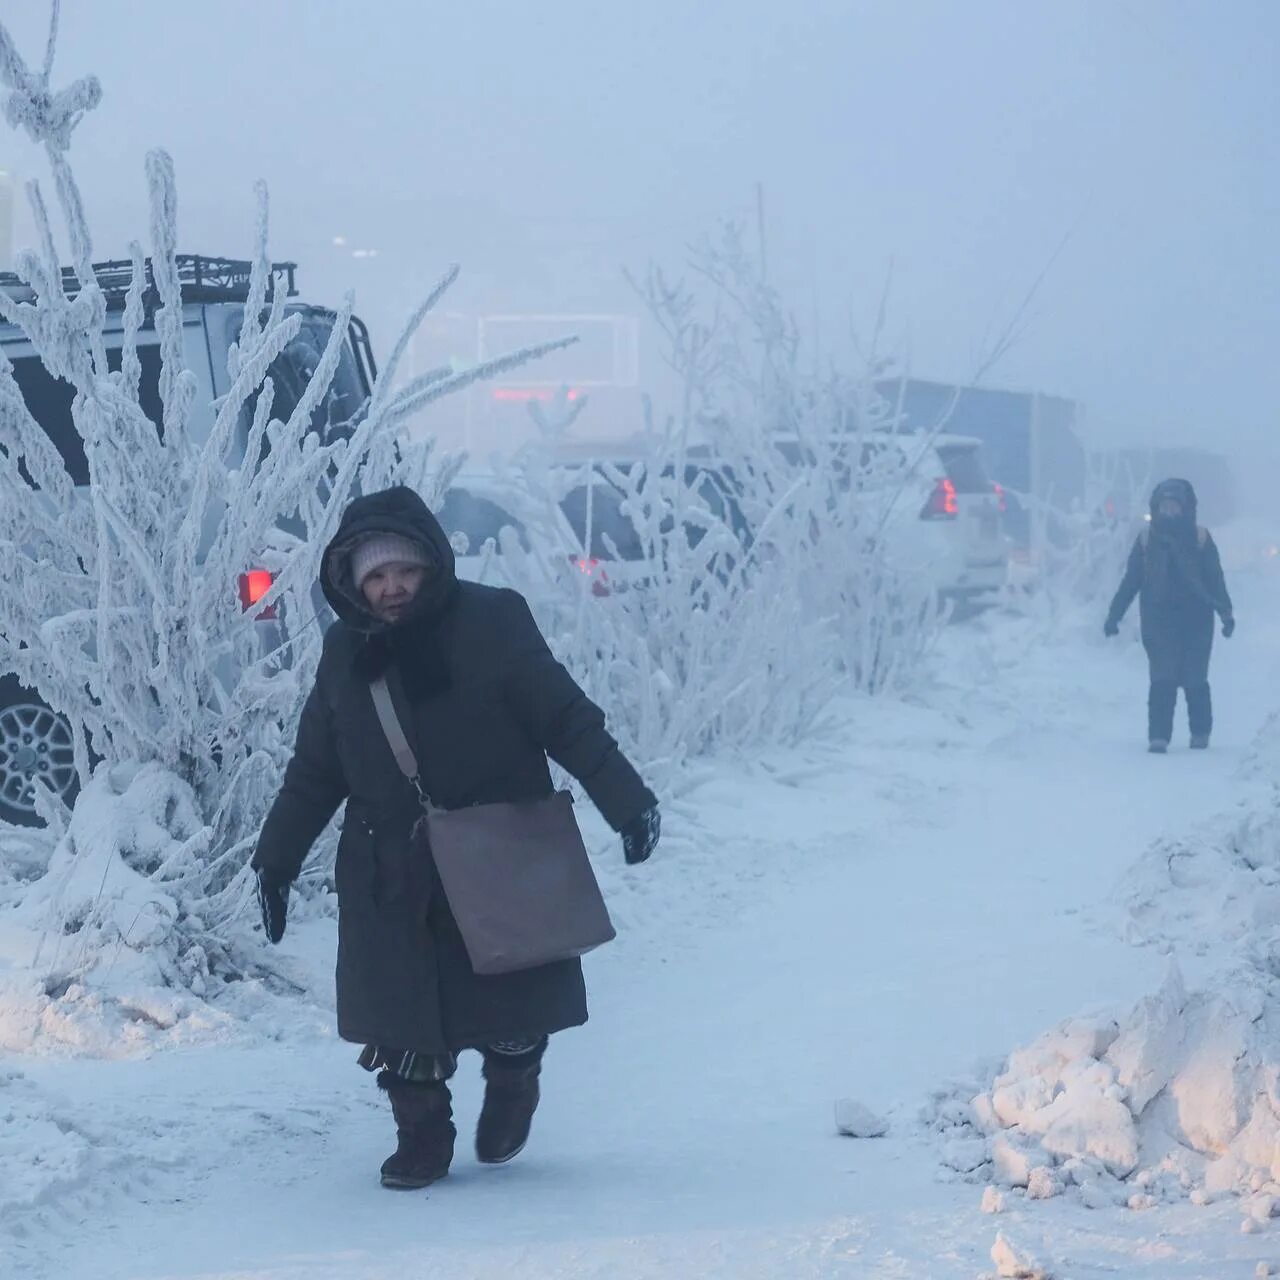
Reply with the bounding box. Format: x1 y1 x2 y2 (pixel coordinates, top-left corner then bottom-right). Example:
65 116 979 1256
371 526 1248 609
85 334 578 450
1119 794 1280 958
1117 698 1280 959
932 962 1280 1214
0 763 331 1056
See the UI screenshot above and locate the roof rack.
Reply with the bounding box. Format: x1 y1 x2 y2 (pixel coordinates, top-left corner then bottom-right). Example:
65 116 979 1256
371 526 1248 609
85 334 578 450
0 254 298 308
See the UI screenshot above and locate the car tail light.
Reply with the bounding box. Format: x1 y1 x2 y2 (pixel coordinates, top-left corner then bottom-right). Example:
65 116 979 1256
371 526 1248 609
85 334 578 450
993 482 1008 514
570 555 611 597
238 569 278 619
921 478 958 519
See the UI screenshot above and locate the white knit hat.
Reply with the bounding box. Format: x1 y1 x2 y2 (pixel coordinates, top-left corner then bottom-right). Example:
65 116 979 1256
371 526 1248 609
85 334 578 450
350 533 430 588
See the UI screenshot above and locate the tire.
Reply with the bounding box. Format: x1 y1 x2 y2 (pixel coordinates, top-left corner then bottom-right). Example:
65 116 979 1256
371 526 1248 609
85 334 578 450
0 675 80 827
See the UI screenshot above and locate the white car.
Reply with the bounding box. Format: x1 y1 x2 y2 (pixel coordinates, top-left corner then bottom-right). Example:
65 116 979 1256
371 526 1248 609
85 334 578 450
886 432 1009 601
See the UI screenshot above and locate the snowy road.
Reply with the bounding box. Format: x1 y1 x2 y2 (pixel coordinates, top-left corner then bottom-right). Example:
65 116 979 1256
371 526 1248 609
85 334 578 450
11 577 1280 1279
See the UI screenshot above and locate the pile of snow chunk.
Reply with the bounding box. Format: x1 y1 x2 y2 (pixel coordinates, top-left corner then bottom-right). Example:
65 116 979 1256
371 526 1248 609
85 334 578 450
933 962 1280 1216
989 1231 1053 1279
834 1098 889 1138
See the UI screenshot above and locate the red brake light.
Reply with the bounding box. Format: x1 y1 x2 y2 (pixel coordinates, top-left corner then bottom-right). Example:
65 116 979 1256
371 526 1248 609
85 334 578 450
569 555 611 597
922 477 959 519
493 388 582 403
238 569 277 619
993 482 1007 514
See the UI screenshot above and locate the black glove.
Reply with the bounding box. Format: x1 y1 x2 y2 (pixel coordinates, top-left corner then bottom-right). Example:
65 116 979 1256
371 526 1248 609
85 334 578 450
622 805 661 865
255 868 290 944
1222 616 1235 638
1103 618 1120 638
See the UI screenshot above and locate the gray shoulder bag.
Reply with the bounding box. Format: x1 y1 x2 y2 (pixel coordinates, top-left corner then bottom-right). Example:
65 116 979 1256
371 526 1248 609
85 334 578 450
369 676 616 975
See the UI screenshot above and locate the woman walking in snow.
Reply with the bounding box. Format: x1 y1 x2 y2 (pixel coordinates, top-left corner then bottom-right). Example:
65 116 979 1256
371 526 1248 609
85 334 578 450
1104 478 1234 753
251 485 660 1189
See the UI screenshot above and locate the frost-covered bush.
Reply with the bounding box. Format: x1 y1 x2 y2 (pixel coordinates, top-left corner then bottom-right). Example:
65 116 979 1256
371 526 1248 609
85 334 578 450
487 224 945 793
629 226 950 700
1004 451 1150 629
0 12 561 1013
494 439 846 797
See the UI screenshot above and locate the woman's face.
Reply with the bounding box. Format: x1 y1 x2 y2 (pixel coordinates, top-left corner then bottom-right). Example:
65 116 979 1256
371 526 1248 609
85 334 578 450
361 562 427 623
1157 496 1184 519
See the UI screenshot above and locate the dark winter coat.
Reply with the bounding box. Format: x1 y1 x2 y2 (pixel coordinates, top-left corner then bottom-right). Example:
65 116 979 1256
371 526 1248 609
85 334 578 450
1106 479 1233 687
252 486 655 1053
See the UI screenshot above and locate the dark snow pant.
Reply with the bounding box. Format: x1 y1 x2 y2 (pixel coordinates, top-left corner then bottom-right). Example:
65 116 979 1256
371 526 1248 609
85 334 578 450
359 1036 549 1085
1148 680 1212 743
1145 629 1214 744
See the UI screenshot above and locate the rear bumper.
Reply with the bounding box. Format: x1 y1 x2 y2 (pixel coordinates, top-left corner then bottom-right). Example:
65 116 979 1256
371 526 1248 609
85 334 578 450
941 555 1007 596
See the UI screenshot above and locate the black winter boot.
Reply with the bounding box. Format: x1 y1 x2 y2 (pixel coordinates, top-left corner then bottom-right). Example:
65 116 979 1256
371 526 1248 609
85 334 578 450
476 1040 546 1165
378 1071 456 1189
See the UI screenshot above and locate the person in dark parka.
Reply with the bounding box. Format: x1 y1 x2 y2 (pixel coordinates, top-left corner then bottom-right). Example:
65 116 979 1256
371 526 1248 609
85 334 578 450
1104 478 1235 752
251 486 660 1189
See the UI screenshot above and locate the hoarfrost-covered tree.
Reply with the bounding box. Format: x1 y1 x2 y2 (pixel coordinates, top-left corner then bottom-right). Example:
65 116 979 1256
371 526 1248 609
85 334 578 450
0 9 565 1008
489 223 945 797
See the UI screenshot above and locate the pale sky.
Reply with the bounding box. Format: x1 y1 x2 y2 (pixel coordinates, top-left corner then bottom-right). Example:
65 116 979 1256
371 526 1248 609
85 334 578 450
2 2 1276 468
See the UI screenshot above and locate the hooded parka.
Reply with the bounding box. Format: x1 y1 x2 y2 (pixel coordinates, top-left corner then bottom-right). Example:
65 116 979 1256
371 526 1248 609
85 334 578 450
1106 478 1233 688
252 486 655 1053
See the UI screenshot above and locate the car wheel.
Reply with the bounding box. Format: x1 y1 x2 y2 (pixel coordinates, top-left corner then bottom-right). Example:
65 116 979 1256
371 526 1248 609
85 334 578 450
0 677 80 827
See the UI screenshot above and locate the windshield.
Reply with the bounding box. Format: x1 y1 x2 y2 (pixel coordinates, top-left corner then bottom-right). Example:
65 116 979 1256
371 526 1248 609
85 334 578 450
559 483 644 560
935 443 992 493
237 310 368 453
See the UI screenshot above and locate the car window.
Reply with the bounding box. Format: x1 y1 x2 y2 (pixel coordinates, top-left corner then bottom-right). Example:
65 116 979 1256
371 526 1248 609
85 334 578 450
9 344 164 486
437 488 528 554
935 443 991 493
236 312 368 456
273 316 368 440
559 483 644 560
684 466 752 542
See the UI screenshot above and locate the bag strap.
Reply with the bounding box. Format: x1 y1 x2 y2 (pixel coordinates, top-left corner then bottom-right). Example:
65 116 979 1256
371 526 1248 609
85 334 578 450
369 676 433 810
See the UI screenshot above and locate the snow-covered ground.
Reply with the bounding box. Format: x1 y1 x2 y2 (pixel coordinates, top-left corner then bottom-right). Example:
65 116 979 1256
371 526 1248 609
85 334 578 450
4 569 1279 1280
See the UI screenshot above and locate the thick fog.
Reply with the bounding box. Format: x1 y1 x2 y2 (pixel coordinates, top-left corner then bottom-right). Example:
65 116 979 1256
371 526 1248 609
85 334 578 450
1 1 1275 501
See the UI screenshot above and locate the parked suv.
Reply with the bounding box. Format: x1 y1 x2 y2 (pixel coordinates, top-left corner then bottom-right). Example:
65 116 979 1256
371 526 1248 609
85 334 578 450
0 255 376 825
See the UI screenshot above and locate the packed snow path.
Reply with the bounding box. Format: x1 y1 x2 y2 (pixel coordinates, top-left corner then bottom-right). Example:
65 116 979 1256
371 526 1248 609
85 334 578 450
11 576 1280 1279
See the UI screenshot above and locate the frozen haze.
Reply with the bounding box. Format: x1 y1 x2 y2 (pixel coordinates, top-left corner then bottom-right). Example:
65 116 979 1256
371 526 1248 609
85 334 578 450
3 8 1280 1273
1 0 1276 492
